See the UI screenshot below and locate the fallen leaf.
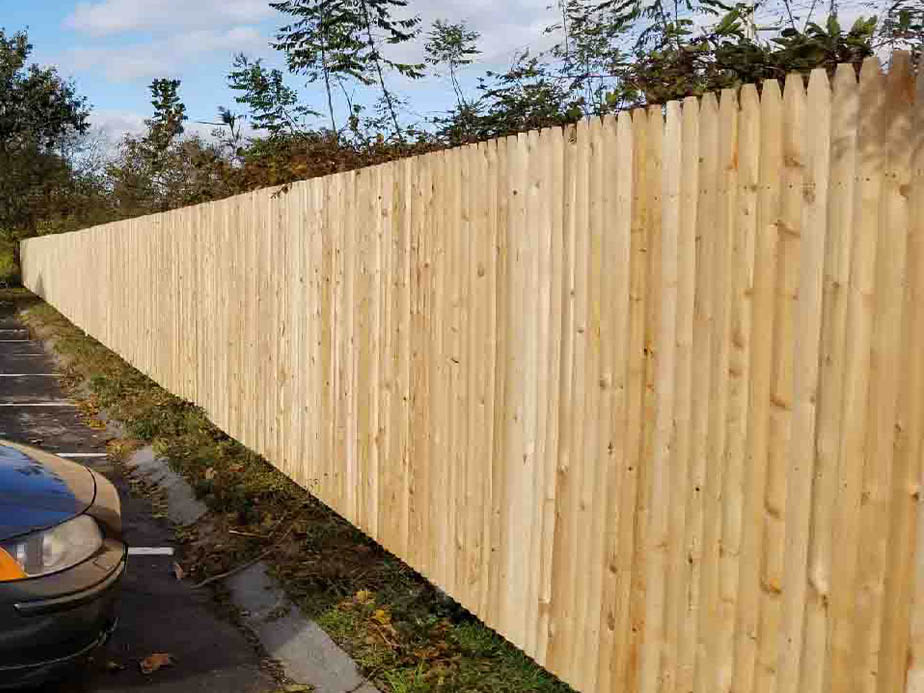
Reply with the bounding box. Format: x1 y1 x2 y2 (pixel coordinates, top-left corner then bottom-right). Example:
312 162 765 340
204 467 216 481
139 653 174 675
354 589 373 605
105 660 125 673
172 562 186 581
373 608 391 625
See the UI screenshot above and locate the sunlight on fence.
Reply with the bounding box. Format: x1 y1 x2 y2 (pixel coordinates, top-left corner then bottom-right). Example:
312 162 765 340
23 54 924 693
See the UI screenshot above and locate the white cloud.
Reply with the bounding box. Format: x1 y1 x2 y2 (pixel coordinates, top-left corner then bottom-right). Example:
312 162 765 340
65 26 265 82
87 109 247 155
383 0 558 66
89 109 146 138
60 0 564 142
67 0 273 36
83 109 146 157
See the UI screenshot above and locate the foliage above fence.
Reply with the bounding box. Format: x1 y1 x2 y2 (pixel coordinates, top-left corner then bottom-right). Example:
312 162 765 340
22 54 924 693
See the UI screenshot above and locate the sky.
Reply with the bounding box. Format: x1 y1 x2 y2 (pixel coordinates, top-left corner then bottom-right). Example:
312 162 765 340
6 0 880 148
6 0 561 146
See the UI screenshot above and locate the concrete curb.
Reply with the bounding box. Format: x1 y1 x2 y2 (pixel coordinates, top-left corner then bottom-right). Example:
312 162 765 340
227 563 379 693
125 447 208 527
124 447 379 693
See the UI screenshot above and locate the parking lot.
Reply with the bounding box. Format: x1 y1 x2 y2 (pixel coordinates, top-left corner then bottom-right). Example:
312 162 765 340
0 299 275 692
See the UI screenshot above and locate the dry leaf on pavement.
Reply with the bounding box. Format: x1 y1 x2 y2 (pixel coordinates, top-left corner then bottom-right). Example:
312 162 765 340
139 653 174 674
172 562 186 581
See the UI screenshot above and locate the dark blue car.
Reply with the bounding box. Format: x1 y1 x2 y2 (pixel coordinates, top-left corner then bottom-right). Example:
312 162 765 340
0 440 125 688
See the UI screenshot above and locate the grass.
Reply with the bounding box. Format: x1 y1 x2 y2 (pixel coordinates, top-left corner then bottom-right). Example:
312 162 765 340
0 240 18 286
11 290 574 693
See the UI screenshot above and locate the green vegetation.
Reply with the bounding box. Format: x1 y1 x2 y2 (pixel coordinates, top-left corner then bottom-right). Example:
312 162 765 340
15 292 574 692
1 0 922 281
0 29 91 268
0 238 17 285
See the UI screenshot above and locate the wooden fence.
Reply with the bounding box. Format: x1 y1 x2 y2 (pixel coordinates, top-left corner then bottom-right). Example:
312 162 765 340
21 55 924 692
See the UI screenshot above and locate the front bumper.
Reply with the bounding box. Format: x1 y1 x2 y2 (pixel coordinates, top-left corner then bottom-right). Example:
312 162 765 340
0 538 126 689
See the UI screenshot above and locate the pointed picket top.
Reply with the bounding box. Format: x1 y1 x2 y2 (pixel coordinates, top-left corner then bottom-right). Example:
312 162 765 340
784 69 807 113
664 99 684 200
575 115 590 142
832 63 858 118
617 109 633 138
701 89 718 116
834 62 857 91
588 113 606 163
647 102 664 130
887 50 914 105
808 67 831 99
740 82 760 113
761 76 783 110
918 51 924 106
682 94 699 119
859 55 884 93
720 87 738 112
632 105 648 131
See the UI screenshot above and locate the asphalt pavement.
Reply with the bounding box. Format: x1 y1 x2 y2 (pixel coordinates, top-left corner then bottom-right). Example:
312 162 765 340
0 299 277 693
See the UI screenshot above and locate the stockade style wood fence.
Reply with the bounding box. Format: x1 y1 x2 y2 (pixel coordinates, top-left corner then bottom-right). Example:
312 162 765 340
22 55 924 692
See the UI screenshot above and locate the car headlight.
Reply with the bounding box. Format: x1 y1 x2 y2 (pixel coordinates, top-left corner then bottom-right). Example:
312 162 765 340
0 515 103 582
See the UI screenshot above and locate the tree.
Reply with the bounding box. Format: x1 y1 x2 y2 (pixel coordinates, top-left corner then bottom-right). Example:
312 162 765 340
556 0 877 107
273 0 424 142
140 79 189 211
228 54 317 137
107 78 235 215
144 78 187 156
877 0 923 57
425 19 481 110
0 27 90 262
354 0 425 140
472 52 584 139
0 30 89 155
547 0 627 114
210 107 246 163
271 0 366 135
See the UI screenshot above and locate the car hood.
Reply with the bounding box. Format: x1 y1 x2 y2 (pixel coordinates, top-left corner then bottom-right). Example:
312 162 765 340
0 441 96 542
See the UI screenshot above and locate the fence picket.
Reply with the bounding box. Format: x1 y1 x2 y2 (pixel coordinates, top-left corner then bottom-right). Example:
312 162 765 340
874 52 917 693
852 53 911 693
20 60 923 693
907 60 924 693
778 67 831 693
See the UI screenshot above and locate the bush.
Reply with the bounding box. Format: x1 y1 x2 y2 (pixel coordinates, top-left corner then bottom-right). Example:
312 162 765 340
0 237 19 286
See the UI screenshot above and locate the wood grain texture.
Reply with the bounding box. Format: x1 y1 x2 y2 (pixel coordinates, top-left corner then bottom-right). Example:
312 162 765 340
20 58 923 693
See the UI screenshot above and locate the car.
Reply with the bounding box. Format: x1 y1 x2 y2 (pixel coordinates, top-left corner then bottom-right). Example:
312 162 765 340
0 440 126 689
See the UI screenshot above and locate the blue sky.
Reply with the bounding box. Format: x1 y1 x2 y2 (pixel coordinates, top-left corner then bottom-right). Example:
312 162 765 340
7 0 877 145
8 0 559 144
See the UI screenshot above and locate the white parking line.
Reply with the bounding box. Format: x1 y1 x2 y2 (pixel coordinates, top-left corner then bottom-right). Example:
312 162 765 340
127 547 175 557
57 453 108 459
0 401 76 407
